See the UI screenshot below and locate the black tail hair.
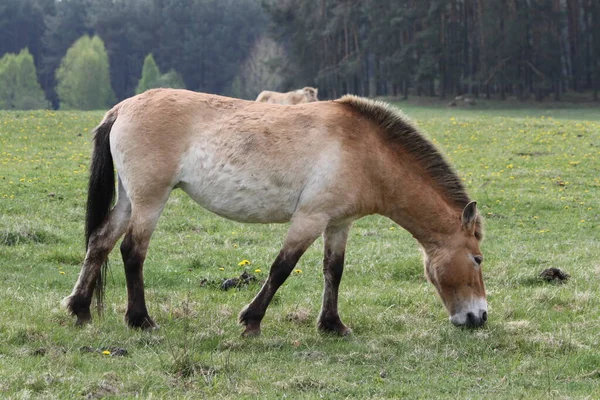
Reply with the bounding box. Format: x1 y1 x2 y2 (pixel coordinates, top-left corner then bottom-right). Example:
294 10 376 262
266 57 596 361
85 110 118 315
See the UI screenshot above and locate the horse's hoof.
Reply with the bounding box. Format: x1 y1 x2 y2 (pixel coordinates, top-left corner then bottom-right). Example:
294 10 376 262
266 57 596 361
74 316 92 327
317 320 352 337
125 313 158 331
141 320 160 331
241 326 261 337
238 305 263 337
63 295 92 326
320 327 352 337
339 327 353 337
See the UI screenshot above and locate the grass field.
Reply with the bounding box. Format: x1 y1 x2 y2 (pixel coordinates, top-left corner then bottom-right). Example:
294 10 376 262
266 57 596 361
1 103 599 399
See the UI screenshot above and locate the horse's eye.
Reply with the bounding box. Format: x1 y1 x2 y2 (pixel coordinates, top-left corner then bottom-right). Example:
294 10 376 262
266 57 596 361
474 255 483 266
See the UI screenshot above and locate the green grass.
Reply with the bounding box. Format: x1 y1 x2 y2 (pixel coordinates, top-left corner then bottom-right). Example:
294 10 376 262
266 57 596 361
1 106 599 398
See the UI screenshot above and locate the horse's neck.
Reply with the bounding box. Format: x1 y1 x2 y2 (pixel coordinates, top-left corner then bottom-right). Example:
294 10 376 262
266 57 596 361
384 189 459 250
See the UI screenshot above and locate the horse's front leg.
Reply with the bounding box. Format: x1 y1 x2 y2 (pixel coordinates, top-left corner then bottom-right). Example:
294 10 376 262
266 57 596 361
238 213 328 337
317 222 352 336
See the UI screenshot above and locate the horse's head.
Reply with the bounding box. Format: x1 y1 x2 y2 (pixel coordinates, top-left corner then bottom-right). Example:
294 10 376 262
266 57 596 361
423 201 487 328
302 87 319 102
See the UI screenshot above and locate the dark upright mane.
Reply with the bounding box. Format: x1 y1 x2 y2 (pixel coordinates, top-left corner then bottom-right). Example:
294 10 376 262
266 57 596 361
336 95 483 239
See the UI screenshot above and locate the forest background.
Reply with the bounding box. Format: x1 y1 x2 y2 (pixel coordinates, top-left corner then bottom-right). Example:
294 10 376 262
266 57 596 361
0 0 598 110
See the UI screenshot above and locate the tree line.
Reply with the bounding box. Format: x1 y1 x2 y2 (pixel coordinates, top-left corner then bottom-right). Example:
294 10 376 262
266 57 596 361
0 0 598 110
262 0 599 101
0 0 265 109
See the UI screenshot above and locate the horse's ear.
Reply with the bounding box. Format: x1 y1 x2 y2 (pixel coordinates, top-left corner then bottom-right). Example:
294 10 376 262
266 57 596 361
461 201 478 234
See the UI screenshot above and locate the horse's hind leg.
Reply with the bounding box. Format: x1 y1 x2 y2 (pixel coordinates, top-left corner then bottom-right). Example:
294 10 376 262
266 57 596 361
62 178 131 325
238 213 329 337
317 222 352 336
120 197 169 330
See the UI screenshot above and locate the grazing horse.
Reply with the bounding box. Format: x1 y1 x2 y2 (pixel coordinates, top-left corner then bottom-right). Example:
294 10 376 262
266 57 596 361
63 88 487 335
255 86 318 104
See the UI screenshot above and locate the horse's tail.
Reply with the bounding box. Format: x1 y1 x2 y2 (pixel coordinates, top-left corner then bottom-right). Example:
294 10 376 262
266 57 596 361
85 107 119 314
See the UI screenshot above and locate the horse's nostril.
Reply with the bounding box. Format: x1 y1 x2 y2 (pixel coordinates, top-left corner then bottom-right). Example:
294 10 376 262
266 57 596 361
481 311 488 322
466 312 476 325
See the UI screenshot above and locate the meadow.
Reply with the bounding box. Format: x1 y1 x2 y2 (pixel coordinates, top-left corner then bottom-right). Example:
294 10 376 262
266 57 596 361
0 102 599 399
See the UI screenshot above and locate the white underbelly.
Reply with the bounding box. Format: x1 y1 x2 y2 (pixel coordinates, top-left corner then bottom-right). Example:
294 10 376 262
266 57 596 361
177 147 303 223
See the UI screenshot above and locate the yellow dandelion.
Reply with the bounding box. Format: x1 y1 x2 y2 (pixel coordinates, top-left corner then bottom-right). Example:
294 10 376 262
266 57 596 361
254 269 262 273
294 269 303 274
218 267 225 271
102 350 111 355
59 271 65 275
238 259 250 266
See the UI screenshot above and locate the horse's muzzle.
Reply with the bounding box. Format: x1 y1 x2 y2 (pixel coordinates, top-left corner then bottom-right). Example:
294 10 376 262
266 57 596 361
450 309 487 328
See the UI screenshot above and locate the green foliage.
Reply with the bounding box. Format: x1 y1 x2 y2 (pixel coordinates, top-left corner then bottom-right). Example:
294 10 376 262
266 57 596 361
55 35 116 110
0 106 599 397
135 54 161 94
1 0 599 103
0 49 48 110
136 54 186 94
158 69 186 89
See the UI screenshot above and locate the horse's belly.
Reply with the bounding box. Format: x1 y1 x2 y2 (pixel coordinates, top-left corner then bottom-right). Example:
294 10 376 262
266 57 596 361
178 162 300 224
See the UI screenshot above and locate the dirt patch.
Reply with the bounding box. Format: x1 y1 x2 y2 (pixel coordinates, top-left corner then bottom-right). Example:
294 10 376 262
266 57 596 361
286 308 312 325
82 373 121 400
516 151 549 157
276 376 330 392
31 346 67 357
199 271 259 290
539 268 570 283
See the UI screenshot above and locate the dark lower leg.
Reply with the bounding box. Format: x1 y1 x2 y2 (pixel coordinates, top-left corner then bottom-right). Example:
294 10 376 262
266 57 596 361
238 249 303 336
121 233 156 329
318 251 350 335
63 246 111 325
63 201 131 325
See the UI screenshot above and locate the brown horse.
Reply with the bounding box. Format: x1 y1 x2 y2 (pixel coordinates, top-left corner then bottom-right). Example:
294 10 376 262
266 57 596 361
63 88 487 336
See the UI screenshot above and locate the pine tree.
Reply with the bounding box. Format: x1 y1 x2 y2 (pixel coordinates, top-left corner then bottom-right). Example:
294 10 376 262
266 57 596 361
55 35 116 110
0 48 48 109
157 69 186 90
135 54 161 94
14 49 50 109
